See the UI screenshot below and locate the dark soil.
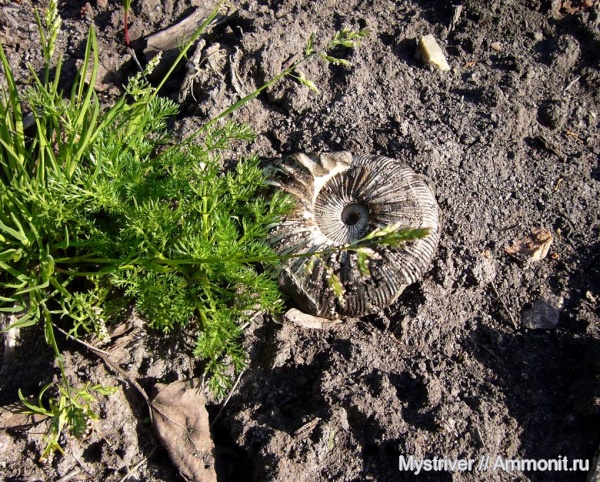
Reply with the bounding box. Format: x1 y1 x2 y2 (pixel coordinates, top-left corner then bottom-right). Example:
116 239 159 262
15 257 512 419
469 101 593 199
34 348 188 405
1 0 599 481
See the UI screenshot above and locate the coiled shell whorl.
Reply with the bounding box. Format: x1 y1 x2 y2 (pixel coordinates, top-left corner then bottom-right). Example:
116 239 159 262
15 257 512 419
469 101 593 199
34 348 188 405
266 152 440 319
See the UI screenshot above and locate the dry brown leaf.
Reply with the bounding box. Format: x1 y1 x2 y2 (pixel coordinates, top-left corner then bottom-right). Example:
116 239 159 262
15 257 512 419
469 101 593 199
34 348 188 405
0 401 48 429
505 227 553 262
561 0 595 14
150 379 217 482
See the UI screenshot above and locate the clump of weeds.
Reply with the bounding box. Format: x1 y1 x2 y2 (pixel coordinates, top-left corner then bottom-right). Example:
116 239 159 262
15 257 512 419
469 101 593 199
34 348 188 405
0 0 383 462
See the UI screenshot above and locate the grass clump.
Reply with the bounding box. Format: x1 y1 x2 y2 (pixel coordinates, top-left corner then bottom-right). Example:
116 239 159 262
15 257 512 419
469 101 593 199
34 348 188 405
0 18 290 399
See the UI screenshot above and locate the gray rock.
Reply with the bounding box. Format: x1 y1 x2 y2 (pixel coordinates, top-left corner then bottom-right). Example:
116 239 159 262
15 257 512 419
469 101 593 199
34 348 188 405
521 294 564 329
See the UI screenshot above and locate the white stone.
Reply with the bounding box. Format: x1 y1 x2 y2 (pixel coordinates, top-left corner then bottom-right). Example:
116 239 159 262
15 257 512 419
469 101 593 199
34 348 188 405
418 35 451 71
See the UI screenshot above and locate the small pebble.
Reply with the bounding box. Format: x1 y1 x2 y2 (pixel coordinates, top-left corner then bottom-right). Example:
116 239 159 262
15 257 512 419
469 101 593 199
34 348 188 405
490 42 503 52
80 2 94 18
417 35 451 71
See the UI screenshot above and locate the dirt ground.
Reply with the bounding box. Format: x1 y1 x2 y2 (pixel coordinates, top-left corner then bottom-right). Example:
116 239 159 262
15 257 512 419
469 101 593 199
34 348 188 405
0 0 599 481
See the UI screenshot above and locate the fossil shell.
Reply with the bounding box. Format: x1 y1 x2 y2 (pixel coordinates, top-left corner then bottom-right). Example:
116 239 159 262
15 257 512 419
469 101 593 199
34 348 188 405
266 152 441 319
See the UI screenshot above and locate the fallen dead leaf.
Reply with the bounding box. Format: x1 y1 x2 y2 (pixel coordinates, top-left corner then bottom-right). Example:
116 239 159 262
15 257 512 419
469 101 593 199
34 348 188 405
0 401 48 429
560 0 595 14
150 379 217 482
505 227 553 262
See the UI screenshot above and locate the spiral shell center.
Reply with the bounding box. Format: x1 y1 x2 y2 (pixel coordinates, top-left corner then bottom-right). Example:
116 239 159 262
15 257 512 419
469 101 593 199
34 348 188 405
315 179 370 244
341 203 368 227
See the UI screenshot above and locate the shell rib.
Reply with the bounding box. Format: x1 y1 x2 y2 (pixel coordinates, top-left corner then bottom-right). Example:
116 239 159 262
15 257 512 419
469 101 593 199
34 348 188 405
266 152 441 319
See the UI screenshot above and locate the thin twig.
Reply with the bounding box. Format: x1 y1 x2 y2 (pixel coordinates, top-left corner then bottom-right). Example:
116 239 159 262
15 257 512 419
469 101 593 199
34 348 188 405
52 323 149 403
117 446 158 482
56 469 80 482
52 323 113 356
128 46 145 76
210 369 245 428
490 281 518 330
564 75 581 92
67 447 95 479
95 351 150 404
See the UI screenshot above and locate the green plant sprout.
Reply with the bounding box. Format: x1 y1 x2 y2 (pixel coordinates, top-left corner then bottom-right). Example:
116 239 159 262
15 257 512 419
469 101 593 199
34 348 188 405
172 24 372 150
299 224 431 299
18 383 117 463
0 0 418 462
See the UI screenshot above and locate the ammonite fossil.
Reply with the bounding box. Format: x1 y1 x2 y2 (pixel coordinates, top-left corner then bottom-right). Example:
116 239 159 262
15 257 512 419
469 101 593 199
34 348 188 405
266 152 441 319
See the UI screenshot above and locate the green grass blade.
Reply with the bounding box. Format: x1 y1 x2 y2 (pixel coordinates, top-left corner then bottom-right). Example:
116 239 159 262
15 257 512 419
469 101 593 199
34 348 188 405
0 249 22 261
0 218 29 245
73 27 96 105
0 302 24 311
16 279 50 295
0 42 27 170
51 53 64 96
66 26 98 175
31 111 60 176
73 91 100 166
0 258 30 277
0 137 28 176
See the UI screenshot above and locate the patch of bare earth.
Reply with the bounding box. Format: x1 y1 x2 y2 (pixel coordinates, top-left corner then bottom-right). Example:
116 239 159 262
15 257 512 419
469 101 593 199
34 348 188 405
1 0 599 481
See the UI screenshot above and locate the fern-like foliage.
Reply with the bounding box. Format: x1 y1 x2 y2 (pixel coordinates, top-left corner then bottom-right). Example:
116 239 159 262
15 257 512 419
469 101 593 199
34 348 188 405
0 27 291 400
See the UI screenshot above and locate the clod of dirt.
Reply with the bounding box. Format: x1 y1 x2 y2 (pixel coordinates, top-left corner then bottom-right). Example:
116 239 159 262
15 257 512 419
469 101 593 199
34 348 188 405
417 35 450 71
550 34 581 72
179 41 233 117
150 380 217 482
521 294 564 329
537 99 568 130
559 0 596 16
471 256 497 286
